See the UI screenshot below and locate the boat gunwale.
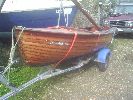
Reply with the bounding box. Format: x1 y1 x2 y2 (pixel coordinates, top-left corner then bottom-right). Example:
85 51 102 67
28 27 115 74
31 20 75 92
15 27 112 36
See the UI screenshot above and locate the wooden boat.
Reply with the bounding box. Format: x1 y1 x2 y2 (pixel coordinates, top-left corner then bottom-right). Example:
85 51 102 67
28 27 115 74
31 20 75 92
15 26 114 66
15 0 115 67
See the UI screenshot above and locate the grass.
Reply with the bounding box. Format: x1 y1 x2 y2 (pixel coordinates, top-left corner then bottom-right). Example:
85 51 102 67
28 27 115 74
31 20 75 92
0 34 133 99
0 42 45 97
0 65 41 97
0 42 66 99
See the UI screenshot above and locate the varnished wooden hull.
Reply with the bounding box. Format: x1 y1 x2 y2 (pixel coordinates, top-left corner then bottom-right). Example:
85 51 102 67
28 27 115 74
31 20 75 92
15 27 114 66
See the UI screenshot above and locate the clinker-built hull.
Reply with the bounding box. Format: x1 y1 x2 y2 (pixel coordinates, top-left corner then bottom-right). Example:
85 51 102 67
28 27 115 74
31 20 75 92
15 27 114 66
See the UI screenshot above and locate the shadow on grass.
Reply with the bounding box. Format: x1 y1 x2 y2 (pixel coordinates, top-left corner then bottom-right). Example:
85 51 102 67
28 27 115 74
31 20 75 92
56 56 98 78
115 33 133 39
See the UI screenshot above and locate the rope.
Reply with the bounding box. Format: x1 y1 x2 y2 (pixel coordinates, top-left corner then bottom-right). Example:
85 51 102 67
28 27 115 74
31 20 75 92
54 28 77 68
66 14 69 27
57 0 68 27
95 31 101 48
57 0 63 27
3 26 25 75
110 28 116 44
62 7 68 27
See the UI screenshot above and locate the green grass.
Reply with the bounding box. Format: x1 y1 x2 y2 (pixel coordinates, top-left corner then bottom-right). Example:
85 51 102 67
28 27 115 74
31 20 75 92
9 75 65 100
0 43 45 97
0 42 66 99
0 65 41 96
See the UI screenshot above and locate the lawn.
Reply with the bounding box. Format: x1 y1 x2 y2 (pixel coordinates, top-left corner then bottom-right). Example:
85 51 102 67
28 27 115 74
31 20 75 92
0 42 45 98
0 41 70 99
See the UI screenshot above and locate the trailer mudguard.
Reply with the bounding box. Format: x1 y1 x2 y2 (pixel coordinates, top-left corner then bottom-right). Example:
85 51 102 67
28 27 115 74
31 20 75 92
96 48 111 63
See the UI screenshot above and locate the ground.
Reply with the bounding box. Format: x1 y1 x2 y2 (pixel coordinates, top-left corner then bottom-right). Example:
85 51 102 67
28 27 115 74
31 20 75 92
40 36 133 100
7 34 133 100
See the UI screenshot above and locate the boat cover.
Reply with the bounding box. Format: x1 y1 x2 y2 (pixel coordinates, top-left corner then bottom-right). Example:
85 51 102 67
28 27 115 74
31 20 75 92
0 0 5 12
1 0 75 13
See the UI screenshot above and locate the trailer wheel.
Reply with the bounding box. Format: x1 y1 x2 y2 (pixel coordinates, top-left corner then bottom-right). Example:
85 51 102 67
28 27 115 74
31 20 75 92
98 53 110 72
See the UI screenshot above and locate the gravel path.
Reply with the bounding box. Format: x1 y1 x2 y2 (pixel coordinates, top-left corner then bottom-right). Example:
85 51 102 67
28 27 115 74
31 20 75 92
40 37 133 100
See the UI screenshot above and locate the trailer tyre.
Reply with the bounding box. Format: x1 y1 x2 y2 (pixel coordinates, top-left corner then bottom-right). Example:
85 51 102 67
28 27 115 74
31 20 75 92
98 53 110 72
